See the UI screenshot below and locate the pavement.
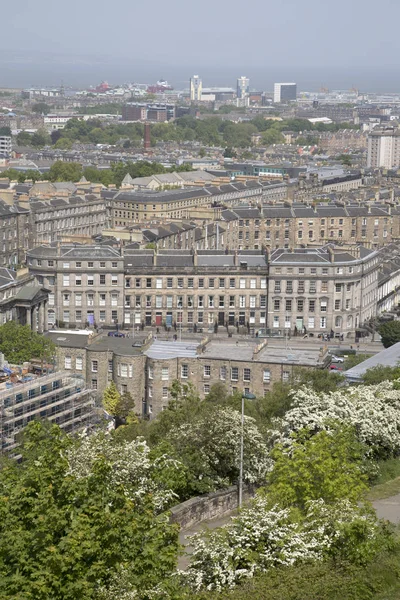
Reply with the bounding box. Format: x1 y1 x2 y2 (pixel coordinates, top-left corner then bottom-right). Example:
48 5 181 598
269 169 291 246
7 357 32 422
178 510 237 571
373 494 400 524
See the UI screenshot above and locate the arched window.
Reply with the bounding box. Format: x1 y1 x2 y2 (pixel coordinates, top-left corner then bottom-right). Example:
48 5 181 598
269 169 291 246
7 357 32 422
335 316 342 327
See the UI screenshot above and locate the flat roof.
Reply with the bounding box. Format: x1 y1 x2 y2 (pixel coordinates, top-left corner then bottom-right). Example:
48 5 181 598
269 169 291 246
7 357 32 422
345 342 400 382
145 340 198 360
202 341 324 366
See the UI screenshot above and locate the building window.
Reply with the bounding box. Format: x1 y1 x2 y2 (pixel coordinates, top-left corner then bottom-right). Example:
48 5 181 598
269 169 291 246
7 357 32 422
100 261 106 268
220 366 227 380
335 299 340 310
274 299 280 311
243 368 251 382
148 366 153 379
87 275 94 286
76 356 83 371
88 262 94 268
181 364 188 378
99 310 106 322
263 369 271 383
75 275 82 286
64 356 72 370
204 365 211 378
177 278 184 288
161 367 169 380
204 384 210 395
282 371 290 382
273 315 279 328
91 379 98 390
108 360 113 372
91 360 98 373
162 387 168 399
99 274 106 285
308 316 315 329
111 276 118 286
75 310 82 322
120 364 128 378
231 367 238 381
320 301 327 312
320 316 327 328
63 275 70 287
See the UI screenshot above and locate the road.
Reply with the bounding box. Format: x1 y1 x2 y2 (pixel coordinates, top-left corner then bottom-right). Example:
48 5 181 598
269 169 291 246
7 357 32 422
373 494 400 524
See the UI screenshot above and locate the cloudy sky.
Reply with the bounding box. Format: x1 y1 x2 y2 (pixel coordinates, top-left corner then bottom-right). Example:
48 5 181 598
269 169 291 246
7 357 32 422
0 0 399 89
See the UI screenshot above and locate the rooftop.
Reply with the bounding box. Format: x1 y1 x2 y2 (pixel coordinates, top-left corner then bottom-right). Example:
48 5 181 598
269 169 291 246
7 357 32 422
344 342 400 382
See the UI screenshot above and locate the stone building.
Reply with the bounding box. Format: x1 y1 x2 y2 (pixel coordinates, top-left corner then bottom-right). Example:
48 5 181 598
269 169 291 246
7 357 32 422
0 200 30 266
267 245 380 338
47 332 329 418
104 181 265 227
219 202 397 251
30 195 109 245
123 249 268 332
0 267 49 332
26 244 125 329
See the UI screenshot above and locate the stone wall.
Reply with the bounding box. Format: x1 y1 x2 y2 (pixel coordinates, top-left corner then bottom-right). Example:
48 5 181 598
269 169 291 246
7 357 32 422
170 484 255 531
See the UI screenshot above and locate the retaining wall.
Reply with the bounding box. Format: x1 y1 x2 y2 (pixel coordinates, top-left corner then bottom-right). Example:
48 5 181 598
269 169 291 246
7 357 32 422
170 484 255 531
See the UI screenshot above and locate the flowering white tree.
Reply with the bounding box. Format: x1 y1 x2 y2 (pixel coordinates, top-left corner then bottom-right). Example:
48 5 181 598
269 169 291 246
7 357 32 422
167 407 271 492
271 381 400 457
184 496 384 592
66 432 184 512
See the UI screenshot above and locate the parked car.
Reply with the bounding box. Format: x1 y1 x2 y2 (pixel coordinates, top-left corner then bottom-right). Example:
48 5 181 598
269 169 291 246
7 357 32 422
329 364 343 371
108 331 125 338
330 354 344 363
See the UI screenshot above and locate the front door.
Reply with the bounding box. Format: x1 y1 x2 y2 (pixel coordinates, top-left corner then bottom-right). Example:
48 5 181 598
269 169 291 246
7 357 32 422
218 312 225 326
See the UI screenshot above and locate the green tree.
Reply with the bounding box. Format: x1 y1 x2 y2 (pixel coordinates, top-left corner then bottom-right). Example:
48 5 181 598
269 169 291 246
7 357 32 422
54 137 73 150
0 126 11 136
0 421 178 600
0 321 55 364
362 364 400 385
31 128 51 148
223 147 236 158
266 426 368 510
16 131 33 146
261 128 284 145
338 153 352 166
378 320 400 348
47 161 83 182
31 102 51 114
102 381 121 417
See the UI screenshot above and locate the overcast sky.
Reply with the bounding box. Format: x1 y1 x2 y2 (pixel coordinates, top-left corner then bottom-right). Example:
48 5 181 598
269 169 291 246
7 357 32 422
1 0 399 88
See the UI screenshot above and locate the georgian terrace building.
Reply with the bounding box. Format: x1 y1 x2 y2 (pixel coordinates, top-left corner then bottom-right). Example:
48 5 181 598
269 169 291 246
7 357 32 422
220 202 399 251
267 246 380 338
103 181 267 226
27 242 387 338
26 245 268 333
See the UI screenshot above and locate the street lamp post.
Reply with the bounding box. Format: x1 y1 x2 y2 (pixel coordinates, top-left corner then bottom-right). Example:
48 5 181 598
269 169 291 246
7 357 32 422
239 391 256 508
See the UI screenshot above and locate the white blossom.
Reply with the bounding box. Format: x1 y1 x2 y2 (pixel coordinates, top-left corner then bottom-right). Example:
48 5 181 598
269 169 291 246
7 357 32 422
271 381 400 456
183 496 381 591
65 433 180 512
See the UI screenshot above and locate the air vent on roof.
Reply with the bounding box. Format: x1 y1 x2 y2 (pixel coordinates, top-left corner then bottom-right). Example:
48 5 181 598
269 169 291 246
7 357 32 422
56 337 67 341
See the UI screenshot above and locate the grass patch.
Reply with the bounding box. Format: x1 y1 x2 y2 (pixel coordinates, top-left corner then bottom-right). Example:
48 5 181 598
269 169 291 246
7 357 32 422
368 458 400 501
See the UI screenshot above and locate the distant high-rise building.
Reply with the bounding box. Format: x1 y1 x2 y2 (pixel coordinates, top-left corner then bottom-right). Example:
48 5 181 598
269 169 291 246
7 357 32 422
236 76 249 99
367 126 400 168
274 83 297 103
190 75 202 102
0 136 11 156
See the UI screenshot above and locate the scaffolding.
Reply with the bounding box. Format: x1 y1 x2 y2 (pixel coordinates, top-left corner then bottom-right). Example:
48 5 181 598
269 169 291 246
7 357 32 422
0 371 96 454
